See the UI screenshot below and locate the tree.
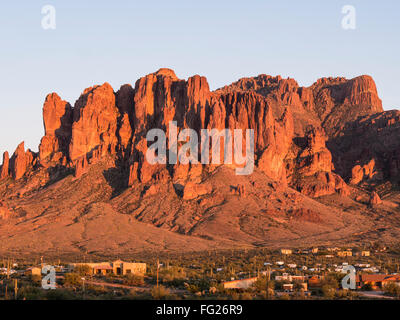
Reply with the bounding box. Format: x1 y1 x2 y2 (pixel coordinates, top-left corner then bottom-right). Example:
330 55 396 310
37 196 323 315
30 275 42 287
17 286 44 300
362 283 373 291
64 273 82 287
123 274 145 286
321 285 335 299
75 265 91 277
293 281 305 292
384 282 400 297
321 273 340 289
151 285 171 300
45 289 75 300
252 276 274 292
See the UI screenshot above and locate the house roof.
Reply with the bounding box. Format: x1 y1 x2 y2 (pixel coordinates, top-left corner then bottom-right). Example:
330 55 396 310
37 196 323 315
223 277 258 284
93 265 113 270
358 274 400 282
25 267 41 272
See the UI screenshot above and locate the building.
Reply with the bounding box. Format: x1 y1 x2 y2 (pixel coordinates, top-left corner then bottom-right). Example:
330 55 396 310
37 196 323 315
92 264 113 275
361 251 370 257
281 249 292 255
308 275 324 288
275 274 306 282
223 277 258 290
357 274 400 290
25 267 42 276
283 283 294 292
300 283 308 291
71 260 146 276
337 250 352 257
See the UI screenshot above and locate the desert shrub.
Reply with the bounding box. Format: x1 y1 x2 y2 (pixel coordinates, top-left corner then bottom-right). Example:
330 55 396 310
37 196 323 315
258 288 275 300
151 285 171 300
75 265 92 277
185 283 201 294
274 280 291 291
293 281 305 292
252 276 274 291
362 283 373 291
321 273 340 289
87 284 108 295
227 290 240 300
125 289 152 300
291 290 306 300
167 278 187 288
63 273 82 287
384 282 400 297
279 293 291 300
184 279 210 294
122 288 141 300
321 285 336 299
123 274 145 286
335 289 358 300
160 266 186 283
240 292 254 300
30 275 42 287
18 286 44 300
45 289 75 300
196 279 210 292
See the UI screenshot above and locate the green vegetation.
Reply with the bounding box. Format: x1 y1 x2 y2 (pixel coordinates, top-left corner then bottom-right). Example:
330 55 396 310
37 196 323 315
384 282 400 297
63 273 82 288
151 285 173 300
75 265 92 277
0 245 398 300
123 274 145 286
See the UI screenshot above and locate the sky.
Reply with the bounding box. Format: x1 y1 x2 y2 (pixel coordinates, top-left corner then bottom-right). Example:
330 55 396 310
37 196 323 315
0 0 399 157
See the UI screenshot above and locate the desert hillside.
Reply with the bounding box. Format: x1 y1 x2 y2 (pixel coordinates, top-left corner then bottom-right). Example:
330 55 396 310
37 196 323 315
1 68 400 259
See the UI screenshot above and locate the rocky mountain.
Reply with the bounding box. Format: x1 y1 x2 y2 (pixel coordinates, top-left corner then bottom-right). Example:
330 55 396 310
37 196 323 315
0 68 399 259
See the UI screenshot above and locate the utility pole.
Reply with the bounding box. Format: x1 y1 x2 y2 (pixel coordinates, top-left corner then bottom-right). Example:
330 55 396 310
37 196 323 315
156 258 159 289
14 279 18 300
81 278 85 300
266 266 271 300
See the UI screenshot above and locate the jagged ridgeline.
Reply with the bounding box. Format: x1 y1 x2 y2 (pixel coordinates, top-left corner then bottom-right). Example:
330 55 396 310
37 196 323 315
0 68 399 258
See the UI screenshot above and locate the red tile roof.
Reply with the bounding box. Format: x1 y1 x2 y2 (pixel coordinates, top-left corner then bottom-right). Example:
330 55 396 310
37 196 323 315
357 274 400 282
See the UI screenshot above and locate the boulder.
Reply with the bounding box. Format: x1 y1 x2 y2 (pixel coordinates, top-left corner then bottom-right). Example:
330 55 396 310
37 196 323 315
0 202 11 219
183 182 212 200
369 191 382 206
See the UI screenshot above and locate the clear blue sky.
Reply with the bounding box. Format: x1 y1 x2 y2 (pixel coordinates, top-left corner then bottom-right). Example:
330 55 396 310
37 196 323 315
0 0 399 156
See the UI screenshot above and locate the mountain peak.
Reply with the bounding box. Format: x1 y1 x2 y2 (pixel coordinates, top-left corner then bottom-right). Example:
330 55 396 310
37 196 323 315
153 68 178 79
